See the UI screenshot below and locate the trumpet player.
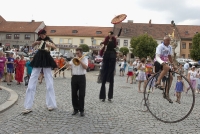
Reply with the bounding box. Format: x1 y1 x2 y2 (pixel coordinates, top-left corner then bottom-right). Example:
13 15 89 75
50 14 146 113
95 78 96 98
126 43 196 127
66 47 88 117
22 29 57 114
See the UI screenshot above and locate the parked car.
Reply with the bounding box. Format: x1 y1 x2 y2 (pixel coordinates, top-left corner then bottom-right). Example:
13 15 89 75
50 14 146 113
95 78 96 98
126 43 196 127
63 52 74 61
5 51 30 61
87 59 95 72
95 55 103 63
176 58 190 65
50 51 62 57
189 61 199 67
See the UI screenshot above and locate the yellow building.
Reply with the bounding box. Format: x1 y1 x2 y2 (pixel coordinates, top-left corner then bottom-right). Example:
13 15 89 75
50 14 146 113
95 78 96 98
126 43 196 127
45 26 113 54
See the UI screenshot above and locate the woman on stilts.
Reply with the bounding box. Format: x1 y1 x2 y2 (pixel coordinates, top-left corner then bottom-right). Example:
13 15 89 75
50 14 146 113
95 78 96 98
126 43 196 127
99 28 122 102
22 29 57 114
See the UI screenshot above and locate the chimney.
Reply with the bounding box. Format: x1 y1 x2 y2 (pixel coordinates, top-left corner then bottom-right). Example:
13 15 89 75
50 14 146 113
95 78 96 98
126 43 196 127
31 20 35 22
127 20 133 23
149 19 152 27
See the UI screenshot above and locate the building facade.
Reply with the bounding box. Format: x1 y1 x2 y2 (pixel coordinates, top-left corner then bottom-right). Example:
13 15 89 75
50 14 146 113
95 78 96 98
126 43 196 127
0 16 45 51
44 26 113 54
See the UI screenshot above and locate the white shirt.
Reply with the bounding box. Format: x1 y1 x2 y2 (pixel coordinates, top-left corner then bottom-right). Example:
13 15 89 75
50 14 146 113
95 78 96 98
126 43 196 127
184 63 189 70
156 43 172 62
70 57 88 75
188 70 197 80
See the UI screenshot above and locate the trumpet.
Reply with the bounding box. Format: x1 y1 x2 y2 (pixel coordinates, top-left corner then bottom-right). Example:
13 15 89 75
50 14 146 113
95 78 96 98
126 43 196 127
72 52 89 66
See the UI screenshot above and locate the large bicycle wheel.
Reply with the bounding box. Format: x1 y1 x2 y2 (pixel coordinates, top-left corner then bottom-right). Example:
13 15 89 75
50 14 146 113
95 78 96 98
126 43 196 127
144 71 195 123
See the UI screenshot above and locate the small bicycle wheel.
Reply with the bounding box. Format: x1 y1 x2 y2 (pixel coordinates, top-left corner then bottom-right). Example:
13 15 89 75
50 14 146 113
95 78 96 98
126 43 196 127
144 71 195 123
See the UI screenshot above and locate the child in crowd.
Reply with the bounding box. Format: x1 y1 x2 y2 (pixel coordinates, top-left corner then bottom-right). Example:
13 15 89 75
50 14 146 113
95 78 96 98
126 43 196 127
26 57 33 80
175 76 185 104
126 61 134 84
145 59 155 93
119 59 127 76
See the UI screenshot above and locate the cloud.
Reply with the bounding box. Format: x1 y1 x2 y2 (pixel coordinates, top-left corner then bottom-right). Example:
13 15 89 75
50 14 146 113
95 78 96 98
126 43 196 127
135 0 200 25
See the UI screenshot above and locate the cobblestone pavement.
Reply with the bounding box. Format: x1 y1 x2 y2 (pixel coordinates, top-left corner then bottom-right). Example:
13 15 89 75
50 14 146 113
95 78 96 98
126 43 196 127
0 89 10 105
0 67 200 134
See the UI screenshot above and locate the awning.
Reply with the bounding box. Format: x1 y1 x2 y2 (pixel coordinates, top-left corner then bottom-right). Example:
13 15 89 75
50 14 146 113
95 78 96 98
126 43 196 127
5 43 10 46
55 44 78 49
89 45 101 50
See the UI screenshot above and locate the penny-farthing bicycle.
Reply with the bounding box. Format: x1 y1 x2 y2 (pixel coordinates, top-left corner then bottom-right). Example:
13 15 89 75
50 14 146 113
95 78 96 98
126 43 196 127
143 69 195 123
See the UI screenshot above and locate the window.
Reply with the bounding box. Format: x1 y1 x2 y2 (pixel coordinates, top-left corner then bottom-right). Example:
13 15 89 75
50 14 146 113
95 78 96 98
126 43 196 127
6 34 12 39
188 54 190 58
92 39 96 45
189 43 192 49
123 40 128 46
72 30 78 33
182 42 186 49
96 31 102 34
80 39 84 44
50 30 56 33
25 34 31 40
59 38 63 43
14 34 20 39
68 39 72 43
182 54 185 58
185 31 189 35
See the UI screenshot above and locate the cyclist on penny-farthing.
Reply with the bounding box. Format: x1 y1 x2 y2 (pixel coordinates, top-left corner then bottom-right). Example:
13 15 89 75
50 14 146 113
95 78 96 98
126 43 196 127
155 35 174 103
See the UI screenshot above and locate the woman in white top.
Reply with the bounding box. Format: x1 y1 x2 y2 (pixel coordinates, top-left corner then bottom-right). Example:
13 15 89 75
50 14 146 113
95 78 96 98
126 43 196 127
186 66 197 93
137 58 147 93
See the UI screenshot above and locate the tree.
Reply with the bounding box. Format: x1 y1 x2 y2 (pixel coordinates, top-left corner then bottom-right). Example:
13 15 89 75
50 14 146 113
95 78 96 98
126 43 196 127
119 47 129 55
130 34 158 59
190 33 200 61
79 44 89 52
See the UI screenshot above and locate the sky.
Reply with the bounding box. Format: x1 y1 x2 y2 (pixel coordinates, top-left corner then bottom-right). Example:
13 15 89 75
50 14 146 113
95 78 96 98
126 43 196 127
1 0 200 27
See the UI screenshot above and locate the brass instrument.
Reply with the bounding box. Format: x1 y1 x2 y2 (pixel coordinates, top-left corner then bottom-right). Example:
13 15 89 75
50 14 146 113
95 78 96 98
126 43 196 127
72 52 89 66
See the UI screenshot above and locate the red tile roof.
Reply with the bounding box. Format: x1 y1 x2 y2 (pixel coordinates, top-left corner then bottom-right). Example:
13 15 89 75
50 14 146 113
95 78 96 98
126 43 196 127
0 16 44 33
176 25 200 39
44 26 113 37
113 22 180 40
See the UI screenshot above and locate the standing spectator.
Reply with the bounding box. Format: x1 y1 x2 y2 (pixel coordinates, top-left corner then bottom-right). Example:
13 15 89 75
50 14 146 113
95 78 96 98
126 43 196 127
6 52 14 86
25 57 33 84
184 61 189 77
15 55 26 85
119 59 126 76
0 52 6 90
54 56 59 77
177 64 184 75
126 61 133 84
175 76 185 104
137 58 147 93
58 55 66 78
186 66 197 93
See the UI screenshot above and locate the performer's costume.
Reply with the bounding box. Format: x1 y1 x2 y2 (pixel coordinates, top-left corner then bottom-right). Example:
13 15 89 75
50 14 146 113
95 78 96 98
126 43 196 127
24 29 57 110
99 29 122 100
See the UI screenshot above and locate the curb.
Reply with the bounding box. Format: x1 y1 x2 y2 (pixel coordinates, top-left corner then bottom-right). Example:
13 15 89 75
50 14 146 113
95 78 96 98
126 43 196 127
0 86 18 113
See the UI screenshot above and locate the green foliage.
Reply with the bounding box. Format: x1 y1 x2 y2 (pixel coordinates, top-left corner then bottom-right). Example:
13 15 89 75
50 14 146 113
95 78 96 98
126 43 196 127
79 44 89 52
190 33 200 61
119 47 129 55
130 34 158 59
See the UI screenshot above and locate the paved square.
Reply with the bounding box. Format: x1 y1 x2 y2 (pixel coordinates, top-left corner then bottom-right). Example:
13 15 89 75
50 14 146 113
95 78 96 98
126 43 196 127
0 68 200 134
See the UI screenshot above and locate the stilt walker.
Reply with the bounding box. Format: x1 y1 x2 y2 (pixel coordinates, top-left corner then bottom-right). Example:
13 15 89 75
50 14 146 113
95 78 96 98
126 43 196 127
99 14 126 102
22 29 57 114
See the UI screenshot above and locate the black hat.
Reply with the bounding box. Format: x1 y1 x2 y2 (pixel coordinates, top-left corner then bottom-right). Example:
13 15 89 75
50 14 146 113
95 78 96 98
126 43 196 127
38 29 46 35
108 31 114 35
